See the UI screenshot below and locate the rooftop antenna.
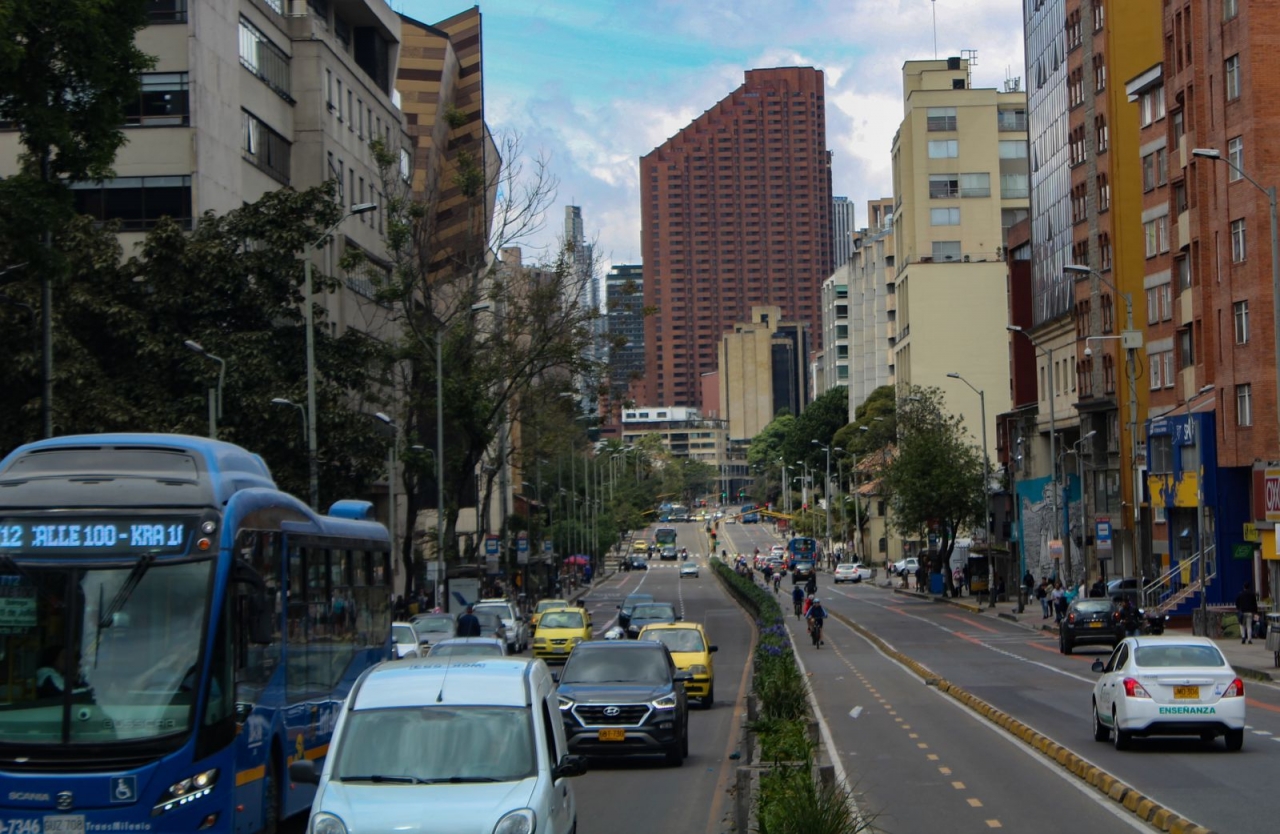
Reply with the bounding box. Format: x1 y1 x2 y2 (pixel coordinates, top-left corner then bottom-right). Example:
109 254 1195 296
932 1 938 59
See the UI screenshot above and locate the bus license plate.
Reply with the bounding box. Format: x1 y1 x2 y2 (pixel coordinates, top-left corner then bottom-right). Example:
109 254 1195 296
1174 685 1199 700
44 816 86 834
598 728 625 742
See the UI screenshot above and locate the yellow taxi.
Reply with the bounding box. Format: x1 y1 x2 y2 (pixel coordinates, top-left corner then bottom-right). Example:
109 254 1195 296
632 539 650 553
638 622 717 707
531 597 570 630
531 607 593 663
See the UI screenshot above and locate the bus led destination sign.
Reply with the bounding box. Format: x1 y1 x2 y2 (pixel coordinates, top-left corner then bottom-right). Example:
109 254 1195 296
0 519 190 554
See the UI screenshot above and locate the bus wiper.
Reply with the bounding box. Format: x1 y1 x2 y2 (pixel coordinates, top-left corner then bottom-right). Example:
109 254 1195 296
98 554 155 629
338 774 425 784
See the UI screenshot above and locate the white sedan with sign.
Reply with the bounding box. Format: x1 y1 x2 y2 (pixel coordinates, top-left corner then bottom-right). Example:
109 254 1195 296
1090 635 1246 751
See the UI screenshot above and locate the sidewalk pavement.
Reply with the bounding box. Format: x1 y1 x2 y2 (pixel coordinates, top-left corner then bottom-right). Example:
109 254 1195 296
884 581 1280 683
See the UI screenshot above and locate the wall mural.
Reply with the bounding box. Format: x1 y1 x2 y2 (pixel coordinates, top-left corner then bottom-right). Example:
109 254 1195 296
1014 474 1083 587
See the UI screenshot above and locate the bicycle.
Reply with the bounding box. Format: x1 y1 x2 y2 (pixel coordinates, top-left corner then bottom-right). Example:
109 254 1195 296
772 575 782 594
808 619 824 648
793 599 802 618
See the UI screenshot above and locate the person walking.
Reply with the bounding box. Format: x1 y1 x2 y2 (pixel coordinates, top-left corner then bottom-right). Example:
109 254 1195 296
1237 582 1260 644
1036 579 1050 619
455 604 482 637
914 562 926 592
1022 570 1035 600
1051 581 1067 624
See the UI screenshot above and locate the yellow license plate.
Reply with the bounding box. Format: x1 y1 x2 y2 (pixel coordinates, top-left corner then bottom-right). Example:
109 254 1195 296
598 728 626 742
1174 685 1199 700
1088 622 1103 628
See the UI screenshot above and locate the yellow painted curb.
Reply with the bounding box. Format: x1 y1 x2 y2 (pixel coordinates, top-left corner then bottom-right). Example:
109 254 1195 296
1151 807 1173 830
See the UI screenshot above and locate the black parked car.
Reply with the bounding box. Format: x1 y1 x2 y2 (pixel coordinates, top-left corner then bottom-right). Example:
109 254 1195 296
555 640 691 765
1059 598 1122 654
617 593 655 632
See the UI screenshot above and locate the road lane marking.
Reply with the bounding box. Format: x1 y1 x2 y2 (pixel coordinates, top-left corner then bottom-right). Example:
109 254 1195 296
986 820 1003 828
952 781 965 789
944 613 1001 633
967 798 983 807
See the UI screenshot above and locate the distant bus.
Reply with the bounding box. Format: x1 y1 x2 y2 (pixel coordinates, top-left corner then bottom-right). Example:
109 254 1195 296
740 504 760 523
0 433 392 833
654 526 678 545
787 536 818 563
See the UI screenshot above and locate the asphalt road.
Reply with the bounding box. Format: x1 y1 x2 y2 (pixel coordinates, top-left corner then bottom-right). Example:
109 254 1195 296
719 522 1156 833
570 523 754 834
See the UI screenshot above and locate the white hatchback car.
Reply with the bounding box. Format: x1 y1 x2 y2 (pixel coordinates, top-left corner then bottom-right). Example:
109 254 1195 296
292 658 586 834
1091 636 1246 751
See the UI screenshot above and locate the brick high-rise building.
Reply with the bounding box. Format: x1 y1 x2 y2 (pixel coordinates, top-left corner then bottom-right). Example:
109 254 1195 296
639 67 833 410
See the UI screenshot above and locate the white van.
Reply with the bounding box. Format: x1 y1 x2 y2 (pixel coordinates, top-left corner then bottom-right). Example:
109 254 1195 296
291 658 586 834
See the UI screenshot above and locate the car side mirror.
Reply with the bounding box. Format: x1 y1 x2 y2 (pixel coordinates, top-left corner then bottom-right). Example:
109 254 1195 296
289 759 320 785
553 753 588 779
1091 660 1105 673
674 671 693 682
709 645 718 653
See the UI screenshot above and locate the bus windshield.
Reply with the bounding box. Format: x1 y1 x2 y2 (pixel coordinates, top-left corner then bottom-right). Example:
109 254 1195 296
654 527 677 545
788 537 817 557
0 559 214 746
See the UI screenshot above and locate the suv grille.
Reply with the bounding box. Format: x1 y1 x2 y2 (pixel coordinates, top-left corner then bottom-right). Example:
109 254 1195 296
572 704 651 726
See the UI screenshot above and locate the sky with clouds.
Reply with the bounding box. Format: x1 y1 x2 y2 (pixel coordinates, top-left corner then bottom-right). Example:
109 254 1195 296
398 0 1027 272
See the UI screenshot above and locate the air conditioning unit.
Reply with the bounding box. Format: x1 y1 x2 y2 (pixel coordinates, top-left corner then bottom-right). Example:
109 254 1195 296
919 256 933 263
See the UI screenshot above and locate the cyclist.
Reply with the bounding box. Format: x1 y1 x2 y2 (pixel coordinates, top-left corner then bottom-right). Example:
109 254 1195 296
806 597 827 648
772 571 782 594
791 584 805 619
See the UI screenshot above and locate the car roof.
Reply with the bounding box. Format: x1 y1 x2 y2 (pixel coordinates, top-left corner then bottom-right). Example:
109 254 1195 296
353 657 542 709
1126 635 1218 648
539 606 587 616
640 622 705 633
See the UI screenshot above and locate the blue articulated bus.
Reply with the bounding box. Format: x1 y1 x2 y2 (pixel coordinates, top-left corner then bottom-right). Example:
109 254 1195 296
0 434 392 834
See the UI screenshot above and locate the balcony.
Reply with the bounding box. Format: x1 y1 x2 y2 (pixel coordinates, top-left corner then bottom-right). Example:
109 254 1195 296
997 112 1028 132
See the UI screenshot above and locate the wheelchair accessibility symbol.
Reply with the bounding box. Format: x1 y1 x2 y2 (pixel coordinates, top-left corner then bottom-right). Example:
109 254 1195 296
110 776 136 803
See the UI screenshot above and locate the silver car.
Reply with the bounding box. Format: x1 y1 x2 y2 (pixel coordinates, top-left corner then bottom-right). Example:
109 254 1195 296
426 637 508 658
391 622 421 659
409 612 457 650
679 561 700 578
476 600 529 653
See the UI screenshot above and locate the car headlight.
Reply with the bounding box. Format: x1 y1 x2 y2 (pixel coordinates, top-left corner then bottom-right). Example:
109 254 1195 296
628 624 640 633
493 809 536 834
570 636 585 645
153 768 218 814
533 637 547 645
652 693 677 709
688 665 709 676
558 695 575 710
311 813 348 834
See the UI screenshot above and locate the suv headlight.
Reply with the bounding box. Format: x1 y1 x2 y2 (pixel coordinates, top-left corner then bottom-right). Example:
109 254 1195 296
311 813 348 834
493 809 536 834
558 695 575 711
652 693 677 709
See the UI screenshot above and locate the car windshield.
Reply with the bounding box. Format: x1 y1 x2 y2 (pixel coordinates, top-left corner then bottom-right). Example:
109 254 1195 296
536 601 568 613
643 629 705 653
475 605 512 620
539 611 583 629
392 625 417 644
412 617 453 633
0 559 213 746
1134 645 1226 668
631 604 675 620
560 649 670 685
427 643 503 658
334 706 535 783
622 595 653 611
1074 600 1114 614
474 611 504 629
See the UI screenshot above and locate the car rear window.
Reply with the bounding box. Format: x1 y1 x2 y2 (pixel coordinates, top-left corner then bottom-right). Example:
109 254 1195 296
1134 645 1226 668
540 611 583 629
1074 600 1113 614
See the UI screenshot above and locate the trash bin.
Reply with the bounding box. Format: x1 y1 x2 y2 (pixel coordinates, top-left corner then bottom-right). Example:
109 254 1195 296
1266 613 1280 667
930 572 945 595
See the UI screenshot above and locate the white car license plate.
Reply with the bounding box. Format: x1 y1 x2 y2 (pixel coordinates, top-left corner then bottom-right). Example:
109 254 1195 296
44 816 86 834
553 646 565 653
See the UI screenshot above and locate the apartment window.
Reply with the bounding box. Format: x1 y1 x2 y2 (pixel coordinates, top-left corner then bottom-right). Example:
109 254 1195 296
146 0 187 23
336 78 343 121
1144 219 1159 258
927 107 957 131
929 174 958 198
123 72 189 126
325 69 333 110
1234 300 1249 344
960 172 990 197
1178 330 1194 370
1001 207 1029 236
1095 115 1109 152
1071 183 1088 224
242 110 292 184
1097 174 1111 211
1068 68 1085 108
399 147 412 183
1146 288 1160 324
1160 284 1172 320
1177 256 1192 290
1156 148 1168 186
1093 0 1105 30
1142 153 1156 191
1224 0 1239 19
70 176 192 231
1099 233 1112 271
1103 355 1115 393
335 15 352 50
998 140 1028 159
1227 137 1243 182
930 207 960 226
1231 218 1247 262
1164 353 1175 389
928 140 958 158
1000 173 1029 199
239 17 292 100
347 90 353 130
931 241 962 260
1150 352 1163 389
997 109 1027 131
1066 10 1082 49
1157 216 1170 253
1093 54 1107 92
1237 384 1253 426
1150 436 1173 474
1225 55 1241 101
1101 294 1115 333
1139 86 1165 126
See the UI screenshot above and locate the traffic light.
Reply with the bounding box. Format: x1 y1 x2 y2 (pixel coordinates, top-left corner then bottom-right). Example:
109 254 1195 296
737 488 745 500
721 491 727 500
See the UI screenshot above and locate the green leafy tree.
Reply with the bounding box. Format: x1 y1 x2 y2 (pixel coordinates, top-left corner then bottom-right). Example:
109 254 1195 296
880 386 983 592
835 384 896 454
783 385 850 474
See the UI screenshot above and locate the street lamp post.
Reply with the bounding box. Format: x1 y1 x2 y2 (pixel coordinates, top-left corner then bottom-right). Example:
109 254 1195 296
304 202 377 511
947 372 993 608
184 340 225 439
1064 262 1143 581
1007 325 1060 579
270 397 312 501
376 413 400 583
811 440 836 553
1193 147 1280 453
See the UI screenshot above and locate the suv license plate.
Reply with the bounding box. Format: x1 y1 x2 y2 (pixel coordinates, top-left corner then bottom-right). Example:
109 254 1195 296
598 728 625 742
1088 622 1103 628
44 817 86 834
1174 685 1199 700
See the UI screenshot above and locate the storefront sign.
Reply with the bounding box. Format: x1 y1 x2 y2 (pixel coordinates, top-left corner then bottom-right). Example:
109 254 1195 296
1244 523 1260 543
1233 543 1256 560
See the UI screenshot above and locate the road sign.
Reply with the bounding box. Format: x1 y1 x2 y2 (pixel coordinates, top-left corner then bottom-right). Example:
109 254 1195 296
485 535 499 555
1244 522 1260 543
543 540 553 553
1095 518 1112 558
517 533 529 565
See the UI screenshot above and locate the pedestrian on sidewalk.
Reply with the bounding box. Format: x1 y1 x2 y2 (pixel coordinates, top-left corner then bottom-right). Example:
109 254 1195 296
914 562 926 592
1022 570 1035 600
1236 582 1260 644
1035 579 1049 619
1052 581 1067 623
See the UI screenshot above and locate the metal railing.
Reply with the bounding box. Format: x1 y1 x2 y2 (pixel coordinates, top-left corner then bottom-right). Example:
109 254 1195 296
1141 543 1217 611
